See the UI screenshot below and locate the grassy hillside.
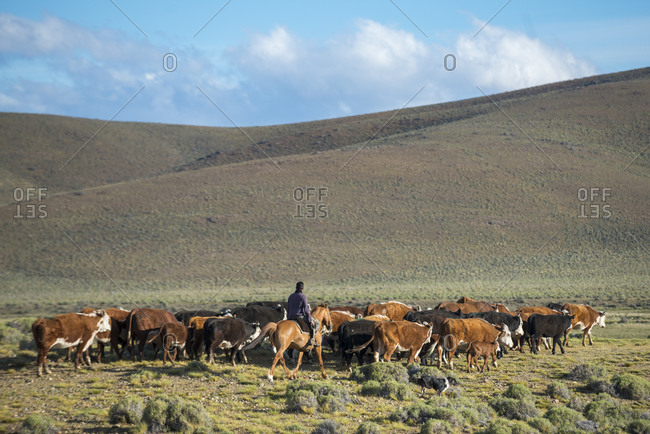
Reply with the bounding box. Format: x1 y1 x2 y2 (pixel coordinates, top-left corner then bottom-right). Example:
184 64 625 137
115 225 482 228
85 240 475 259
0 68 648 315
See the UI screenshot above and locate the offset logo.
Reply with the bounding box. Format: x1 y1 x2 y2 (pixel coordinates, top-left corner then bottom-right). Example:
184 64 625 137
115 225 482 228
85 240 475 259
577 187 611 219
13 187 48 219
293 187 328 219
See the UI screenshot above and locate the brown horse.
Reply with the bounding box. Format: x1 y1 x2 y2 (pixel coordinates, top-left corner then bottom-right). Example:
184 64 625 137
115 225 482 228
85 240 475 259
246 304 332 381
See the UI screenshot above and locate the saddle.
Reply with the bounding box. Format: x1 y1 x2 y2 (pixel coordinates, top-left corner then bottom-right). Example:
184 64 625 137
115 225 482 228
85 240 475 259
291 318 310 334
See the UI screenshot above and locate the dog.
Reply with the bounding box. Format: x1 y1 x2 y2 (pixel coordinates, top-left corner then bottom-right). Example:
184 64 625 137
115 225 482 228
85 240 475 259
410 375 459 396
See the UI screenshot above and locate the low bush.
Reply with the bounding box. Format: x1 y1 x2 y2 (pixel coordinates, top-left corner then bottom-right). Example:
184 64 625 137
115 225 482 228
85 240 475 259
566 396 586 412
18 415 59 434
628 419 650 434
361 379 414 401
313 419 345 434
545 381 571 400
351 362 409 384
141 396 212 433
575 420 599 432
355 421 381 434
611 373 650 400
544 406 584 432
476 417 538 434
391 400 466 427
566 364 607 382
527 416 555 433
109 397 144 424
504 383 533 400
489 397 540 421
286 381 350 414
587 379 617 396
420 419 453 434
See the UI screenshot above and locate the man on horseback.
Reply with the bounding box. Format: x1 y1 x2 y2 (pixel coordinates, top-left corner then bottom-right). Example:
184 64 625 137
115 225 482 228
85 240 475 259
287 281 318 347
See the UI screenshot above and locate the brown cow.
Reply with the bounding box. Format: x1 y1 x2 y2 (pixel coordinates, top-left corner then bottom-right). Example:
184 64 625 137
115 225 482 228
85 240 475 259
147 322 189 364
437 318 513 369
436 300 496 314
32 310 111 376
330 306 363 317
352 321 433 365
561 304 606 346
324 310 356 352
187 315 221 359
362 314 392 322
125 308 179 361
466 341 500 373
364 301 419 321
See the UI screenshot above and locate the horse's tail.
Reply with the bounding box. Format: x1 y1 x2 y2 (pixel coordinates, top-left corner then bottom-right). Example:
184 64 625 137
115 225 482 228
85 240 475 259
244 322 276 350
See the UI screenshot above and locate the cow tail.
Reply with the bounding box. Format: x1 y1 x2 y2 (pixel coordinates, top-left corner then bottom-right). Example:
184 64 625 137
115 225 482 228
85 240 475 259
346 322 380 354
126 311 135 350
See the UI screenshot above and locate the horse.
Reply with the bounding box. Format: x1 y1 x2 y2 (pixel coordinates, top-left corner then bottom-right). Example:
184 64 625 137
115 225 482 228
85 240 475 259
245 303 332 381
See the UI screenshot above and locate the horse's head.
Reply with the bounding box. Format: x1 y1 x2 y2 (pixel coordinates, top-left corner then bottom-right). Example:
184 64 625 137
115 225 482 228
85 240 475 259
313 303 332 332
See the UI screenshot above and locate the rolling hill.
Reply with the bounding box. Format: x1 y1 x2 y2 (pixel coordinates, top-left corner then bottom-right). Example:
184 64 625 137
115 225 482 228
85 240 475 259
0 68 648 315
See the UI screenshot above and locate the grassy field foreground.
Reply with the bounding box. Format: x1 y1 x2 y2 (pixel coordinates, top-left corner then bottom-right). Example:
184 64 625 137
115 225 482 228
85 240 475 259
0 317 648 433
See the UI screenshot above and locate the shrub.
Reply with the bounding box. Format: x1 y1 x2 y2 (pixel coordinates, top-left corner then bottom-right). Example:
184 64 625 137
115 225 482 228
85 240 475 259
351 362 409 383
504 383 533 400
575 420 599 432
109 397 144 424
390 402 464 427
587 379 617 396
544 406 584 431
18 415 58 434
318 394 347 413
527 416 555 434
545 381 571 400
628 419 650 434
566 396 585 412
355 421 381 434
420 419 453 434
566 364 606 382
287 390 318 414
361 380 382 396
313 419 345 434
477 418 538 434
141 396 212 433
583 399 620 424
362 380 414 401
489 397 540 421
611 373 650 400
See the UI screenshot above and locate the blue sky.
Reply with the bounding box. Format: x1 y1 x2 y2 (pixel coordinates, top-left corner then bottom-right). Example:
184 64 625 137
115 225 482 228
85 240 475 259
1 1 648 126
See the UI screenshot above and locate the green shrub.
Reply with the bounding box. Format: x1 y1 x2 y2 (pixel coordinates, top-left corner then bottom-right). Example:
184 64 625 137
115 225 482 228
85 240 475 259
628 419 650 434
420 419 453 434
477 418 538 434
355 421 381 434
288 390 318 414
545 381 571 400
318 394 347 413
583 399 619 424
390 402 463 427
18 415 58 434
141 396 212 433
489 397 540 421
109 397 144 424
566 396 585 412
426 396 494 425
566 364 607 382
313 419 345 434
361 380 382 396
587 379 617 396
544 406 584 431
527 416 555 434
504 383 533 400
575 420 599 432
361 380 414 401
351 362 409 384
611 373 650 400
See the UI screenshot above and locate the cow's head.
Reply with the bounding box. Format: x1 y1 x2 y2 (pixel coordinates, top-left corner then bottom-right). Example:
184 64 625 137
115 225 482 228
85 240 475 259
96 310 111 333
513 314 524 338
596 312 606 327
495 324 514 349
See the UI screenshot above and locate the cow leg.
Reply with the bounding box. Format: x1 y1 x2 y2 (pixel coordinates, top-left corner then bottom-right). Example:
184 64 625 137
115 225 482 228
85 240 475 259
437 345 444 369
563 328 570 346
382 344 396 363
556 336 565 354
467 353 472 373
36 347 49 376
97 342 105 364
241 350 248 364
448 348 456 370
551 336 558 355
85 350 92 366
485 354 491 372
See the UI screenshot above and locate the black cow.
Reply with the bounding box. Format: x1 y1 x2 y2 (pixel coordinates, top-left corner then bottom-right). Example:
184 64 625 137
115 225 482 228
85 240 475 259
546 303 565 311
528 314 574 355
246 301 288 310
459 311 524 348
231 305 286 330
203 317 261 366
338 320 378 369
174 310 222 326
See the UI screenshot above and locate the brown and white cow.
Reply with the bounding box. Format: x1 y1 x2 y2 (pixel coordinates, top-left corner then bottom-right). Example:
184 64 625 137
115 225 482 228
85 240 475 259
323 310 356 352
330 306 364 317
125 308 179 361
437 318 513 369
364 301 419 321
352 320 433 365
32 310 111 376
436 300 496 314
466 341 500 373
362 314 392 322
561 304 606 346
72 307 129 363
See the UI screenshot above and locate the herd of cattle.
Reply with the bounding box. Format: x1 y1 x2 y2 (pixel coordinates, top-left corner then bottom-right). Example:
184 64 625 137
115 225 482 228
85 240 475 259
29 298 606 379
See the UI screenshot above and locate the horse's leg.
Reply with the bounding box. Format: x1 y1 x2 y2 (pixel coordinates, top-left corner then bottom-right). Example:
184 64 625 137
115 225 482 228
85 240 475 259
268 331 291 381
315 339 328 379
291 351 304 379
